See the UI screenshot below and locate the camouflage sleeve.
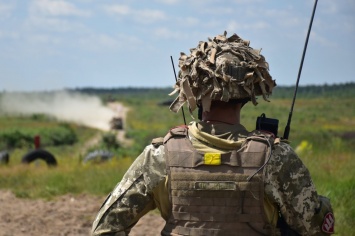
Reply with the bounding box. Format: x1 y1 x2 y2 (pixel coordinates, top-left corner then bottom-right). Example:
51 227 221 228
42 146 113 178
91 144 167 236
264 142 334 235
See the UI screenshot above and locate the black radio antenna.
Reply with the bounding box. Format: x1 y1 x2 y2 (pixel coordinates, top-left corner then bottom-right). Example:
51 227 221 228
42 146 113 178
283 0 318 140
170 56 187 125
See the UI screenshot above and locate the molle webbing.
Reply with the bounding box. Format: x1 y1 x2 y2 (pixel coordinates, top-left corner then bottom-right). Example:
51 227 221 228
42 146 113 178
170 172 264 219
167 150 267 169
162 127 272 236
162 225 266 236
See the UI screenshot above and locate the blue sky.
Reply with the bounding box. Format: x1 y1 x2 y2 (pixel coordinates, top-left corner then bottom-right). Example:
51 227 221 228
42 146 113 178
0 0 354 92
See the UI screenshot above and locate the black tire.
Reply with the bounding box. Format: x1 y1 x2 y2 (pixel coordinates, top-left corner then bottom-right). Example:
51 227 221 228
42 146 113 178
0 150 9 164
21 149 57 167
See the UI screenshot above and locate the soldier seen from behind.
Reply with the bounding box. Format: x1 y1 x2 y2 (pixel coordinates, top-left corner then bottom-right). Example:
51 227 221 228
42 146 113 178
91 32 334 236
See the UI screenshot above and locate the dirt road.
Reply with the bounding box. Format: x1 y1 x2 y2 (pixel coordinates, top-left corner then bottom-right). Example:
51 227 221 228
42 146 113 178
0 102 167 235
0 190 165 236
107 102 131 146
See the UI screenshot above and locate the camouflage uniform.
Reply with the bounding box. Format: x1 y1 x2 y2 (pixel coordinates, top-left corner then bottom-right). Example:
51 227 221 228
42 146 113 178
91 122 333 235
92 32 334 235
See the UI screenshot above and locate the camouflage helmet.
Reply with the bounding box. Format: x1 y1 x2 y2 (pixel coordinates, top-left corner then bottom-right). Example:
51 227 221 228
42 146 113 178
169 31 276 113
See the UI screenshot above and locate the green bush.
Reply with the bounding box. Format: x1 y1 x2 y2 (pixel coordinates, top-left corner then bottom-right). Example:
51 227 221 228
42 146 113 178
101 132 120 149
0 130 33 149
1 86 354 235
46 124 78 146
0 124 78 149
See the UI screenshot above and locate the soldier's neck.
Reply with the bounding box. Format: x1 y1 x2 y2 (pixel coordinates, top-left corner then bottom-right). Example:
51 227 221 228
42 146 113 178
202 107 241 125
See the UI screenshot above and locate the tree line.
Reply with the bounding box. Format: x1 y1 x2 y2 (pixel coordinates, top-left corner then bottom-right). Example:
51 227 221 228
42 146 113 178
272 82 355 99
72 82 355 100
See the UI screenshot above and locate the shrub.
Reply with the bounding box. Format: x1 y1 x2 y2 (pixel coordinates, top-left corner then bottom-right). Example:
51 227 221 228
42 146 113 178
0 124 78 149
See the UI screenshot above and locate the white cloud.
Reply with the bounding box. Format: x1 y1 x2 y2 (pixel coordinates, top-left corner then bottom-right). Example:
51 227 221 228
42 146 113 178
104 4 131 16
135 9 166 23
155 0 179 4
153 27 182 39
103 4 166 24
176 16 200 27
342 20 355 33
319 0 354 15
0 30 19 40
226 20 270 32
77 34 119 51
317 0 355 34
0 3 15 18
0 0 352 91
28 34 62 45
233 0 265 3
25 15 88 32
199 6 234 15
77 32 144 52
310 31 337 48
24 0 91 34
321 2 337 14
278 16 302 28
30 0 91 17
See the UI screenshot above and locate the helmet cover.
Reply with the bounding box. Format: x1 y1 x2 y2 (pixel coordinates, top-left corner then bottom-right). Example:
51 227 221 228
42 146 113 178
169 31 276 113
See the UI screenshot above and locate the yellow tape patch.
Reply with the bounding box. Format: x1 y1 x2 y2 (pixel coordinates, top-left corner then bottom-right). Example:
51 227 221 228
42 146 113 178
204 153 221 165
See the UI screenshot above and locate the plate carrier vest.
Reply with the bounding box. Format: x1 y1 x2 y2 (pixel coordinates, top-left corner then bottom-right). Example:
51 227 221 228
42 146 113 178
161 126 275 236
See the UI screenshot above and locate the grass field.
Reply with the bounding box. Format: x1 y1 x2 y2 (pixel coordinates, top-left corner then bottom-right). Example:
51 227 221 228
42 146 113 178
0 89 354 235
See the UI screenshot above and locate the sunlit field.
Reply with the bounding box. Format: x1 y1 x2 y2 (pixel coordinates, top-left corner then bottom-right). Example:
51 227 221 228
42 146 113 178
0 86 354 235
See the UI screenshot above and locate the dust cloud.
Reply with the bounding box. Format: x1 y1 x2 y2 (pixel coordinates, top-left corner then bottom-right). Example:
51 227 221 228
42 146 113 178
0 91 115 131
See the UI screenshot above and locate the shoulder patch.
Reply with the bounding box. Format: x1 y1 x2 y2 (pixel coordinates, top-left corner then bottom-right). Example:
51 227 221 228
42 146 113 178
321 212 335 234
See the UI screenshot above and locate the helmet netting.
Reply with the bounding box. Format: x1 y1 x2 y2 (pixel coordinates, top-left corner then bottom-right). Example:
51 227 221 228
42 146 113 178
169 31 276 113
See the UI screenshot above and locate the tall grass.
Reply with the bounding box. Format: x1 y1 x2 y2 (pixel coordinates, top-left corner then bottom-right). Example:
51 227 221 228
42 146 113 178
0 93 354 235
0 150 132 199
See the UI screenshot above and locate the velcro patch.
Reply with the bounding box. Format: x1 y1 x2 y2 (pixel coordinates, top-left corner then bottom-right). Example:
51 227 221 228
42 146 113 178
195 181 236 190
204 153 221 165
322 212 335 234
